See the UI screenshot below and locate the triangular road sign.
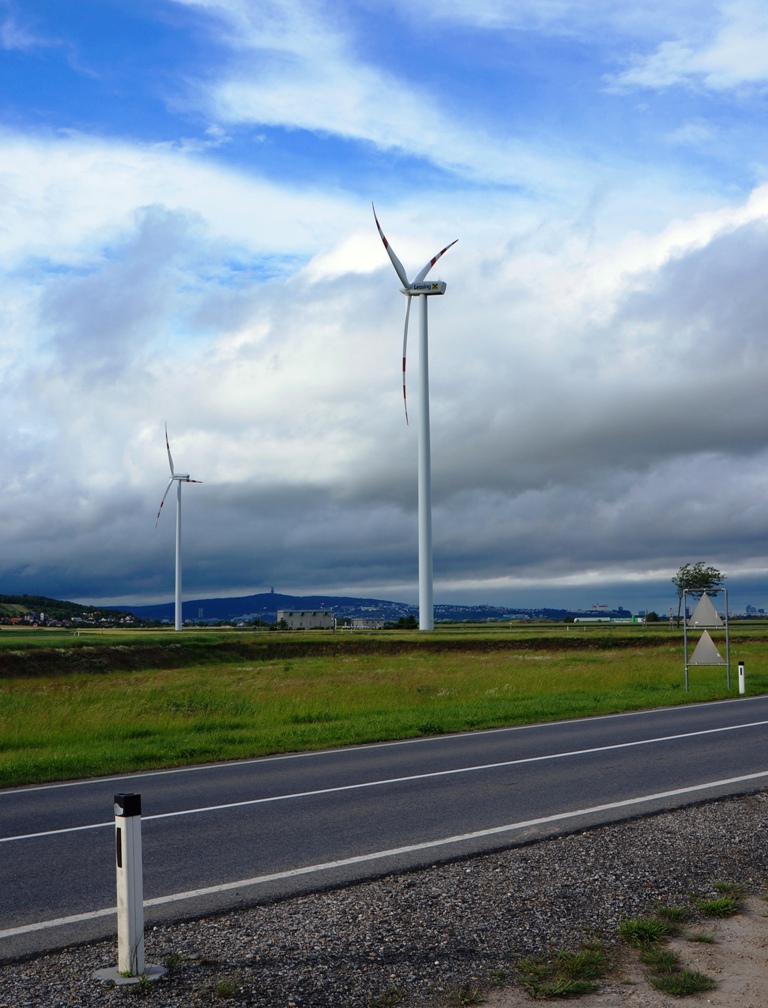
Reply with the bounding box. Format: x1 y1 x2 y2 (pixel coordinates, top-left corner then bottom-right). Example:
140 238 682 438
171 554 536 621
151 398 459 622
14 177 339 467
689 629 725 665
689 594 723 627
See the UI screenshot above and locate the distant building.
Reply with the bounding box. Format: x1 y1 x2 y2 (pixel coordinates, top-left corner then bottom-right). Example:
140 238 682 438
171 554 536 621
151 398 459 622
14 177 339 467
350 618 385 630
573 616 641 624
277 609 335 630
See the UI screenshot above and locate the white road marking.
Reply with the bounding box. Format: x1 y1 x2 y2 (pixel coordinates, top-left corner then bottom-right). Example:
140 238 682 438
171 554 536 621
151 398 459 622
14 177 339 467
3 768 767 940
3 719 768 844
2 694 762 797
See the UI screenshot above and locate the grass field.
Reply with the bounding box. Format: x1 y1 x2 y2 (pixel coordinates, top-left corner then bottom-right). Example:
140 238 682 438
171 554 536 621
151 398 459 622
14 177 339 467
0 625 764 788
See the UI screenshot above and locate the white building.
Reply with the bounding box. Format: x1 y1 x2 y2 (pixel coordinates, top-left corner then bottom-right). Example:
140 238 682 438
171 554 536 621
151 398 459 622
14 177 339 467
277 609 335 630
350 618 385 630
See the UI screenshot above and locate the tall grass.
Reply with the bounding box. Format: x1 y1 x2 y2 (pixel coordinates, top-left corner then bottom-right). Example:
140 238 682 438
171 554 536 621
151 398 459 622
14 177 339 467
1 639 760 787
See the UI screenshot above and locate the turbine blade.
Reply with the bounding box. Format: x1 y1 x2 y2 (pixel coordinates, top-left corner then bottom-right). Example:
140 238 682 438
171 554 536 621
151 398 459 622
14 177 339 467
155 478 174 527
402 296 411 425
165 422 175 475
372 202 410 288
412 238 458 284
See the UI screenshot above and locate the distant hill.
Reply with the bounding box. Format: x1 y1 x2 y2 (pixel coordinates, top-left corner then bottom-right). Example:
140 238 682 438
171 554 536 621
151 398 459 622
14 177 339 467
1 590 633 625
0 593 128 620
121 591 630 624
123 592 416 623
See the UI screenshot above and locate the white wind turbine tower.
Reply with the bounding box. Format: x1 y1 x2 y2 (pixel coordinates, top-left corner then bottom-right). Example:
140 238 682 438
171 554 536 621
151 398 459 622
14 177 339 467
156 423 202 632
373 204 457 631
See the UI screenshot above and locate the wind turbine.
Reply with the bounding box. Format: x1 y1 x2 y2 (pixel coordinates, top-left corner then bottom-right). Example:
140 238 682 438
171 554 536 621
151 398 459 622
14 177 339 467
373 204 457 631
156 423 202 632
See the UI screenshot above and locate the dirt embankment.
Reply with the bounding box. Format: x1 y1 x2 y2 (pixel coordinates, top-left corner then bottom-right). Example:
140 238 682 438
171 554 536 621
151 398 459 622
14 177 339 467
0 632 683 678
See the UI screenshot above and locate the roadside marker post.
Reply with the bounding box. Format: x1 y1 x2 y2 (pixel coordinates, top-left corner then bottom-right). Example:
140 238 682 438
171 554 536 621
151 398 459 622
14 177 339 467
738 661 746 695
115 792 144 976
94 793 165 985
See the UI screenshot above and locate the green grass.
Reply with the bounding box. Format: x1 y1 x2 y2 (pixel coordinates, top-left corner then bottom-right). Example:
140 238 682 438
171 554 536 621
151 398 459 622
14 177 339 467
655 904 690 923
695 882 743 917
0 627 764 786
447 984 486 1005
619 906 718 997
517 943 610 999
369 987 404 1007
649 969 716 996
687 931 716 943
695 896 741 917
639 946 680 972
618 916 675 946
212 973 240 998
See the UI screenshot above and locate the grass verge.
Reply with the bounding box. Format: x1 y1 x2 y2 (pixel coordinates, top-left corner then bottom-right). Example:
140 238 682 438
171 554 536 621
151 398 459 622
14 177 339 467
0 629 762 786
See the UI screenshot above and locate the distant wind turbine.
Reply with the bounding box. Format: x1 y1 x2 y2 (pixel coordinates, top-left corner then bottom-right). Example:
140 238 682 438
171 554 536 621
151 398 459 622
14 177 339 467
373 204 457 631
156 423 202 632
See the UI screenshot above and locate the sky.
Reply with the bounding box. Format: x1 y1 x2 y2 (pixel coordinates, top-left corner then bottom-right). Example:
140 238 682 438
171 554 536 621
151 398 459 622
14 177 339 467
2 0 768 615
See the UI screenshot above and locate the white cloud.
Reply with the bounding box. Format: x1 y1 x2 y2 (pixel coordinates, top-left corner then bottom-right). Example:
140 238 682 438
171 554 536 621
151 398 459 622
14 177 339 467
0 2 52 52
165 0 598 193
393 0 768 95
665 119 717 146
382 0 717 39
613 0 768 90
0 130 363 267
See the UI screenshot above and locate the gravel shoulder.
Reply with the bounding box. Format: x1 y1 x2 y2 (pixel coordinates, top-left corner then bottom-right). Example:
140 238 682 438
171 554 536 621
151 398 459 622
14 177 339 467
3 790 768 1007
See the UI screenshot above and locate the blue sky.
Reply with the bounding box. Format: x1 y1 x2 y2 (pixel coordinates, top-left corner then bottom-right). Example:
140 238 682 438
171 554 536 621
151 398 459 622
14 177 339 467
3 0 768 614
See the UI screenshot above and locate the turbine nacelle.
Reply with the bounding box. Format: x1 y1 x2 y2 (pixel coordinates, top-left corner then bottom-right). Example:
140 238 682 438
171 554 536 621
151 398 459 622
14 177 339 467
402 280 447 295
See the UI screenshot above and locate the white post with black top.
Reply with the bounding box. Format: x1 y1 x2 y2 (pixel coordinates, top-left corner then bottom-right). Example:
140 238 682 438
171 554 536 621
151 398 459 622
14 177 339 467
94 793 165 984
115 792 145 976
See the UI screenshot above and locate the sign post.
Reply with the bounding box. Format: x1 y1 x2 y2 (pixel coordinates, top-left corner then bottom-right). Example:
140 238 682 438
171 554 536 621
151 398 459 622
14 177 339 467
683 589 730 692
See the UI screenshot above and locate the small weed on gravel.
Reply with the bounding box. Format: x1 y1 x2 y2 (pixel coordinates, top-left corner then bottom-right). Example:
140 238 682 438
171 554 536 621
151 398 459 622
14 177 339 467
656 904 689 923
639 946 680 973
619 906 717 997
212 973 240 998
127 974 157 997
696 881 743 917
649 969 717 996
447 983 486 1005
713 880 743 896
696 895 740 917
369 987 404 1007
617 915 674 946
517 941 609 999
688 931 717 943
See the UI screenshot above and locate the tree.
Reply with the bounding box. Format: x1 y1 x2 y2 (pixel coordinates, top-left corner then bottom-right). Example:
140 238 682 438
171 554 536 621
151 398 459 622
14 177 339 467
384 614 418 629
672 562 726 626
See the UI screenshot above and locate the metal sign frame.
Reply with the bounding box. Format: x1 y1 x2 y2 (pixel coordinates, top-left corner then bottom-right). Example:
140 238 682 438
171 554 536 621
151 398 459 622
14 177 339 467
683 587 730 692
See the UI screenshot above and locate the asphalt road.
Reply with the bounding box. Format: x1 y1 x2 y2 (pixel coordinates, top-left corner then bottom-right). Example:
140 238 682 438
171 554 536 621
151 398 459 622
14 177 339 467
3 695 768 961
